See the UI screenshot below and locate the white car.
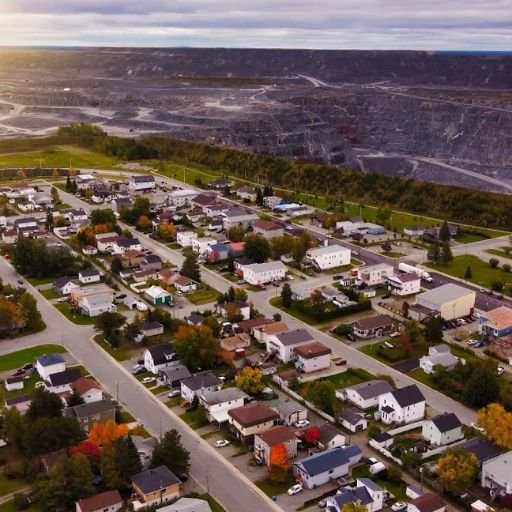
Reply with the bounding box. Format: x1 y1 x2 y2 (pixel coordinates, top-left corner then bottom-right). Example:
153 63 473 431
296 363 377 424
391 502 407 512
57 297 68 303
168 389 181 398
215 440 230 448
141 377 155 385
287 484 303 496
294 420 310 428
497 366 505 376
136 302 148 312
471 422 485 433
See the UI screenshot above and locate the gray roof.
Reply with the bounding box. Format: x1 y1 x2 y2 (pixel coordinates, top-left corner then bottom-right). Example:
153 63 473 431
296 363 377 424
359 478 384 492
158 365 192 383
345 379 394 400
294 445 361 477
277 401 306 417
131 465 180 494
429 412 462 433
54 276 76 289
142 321 163 332
157 497 213 512
37 353 65 367
275 328 314 347
5 394 32 406
318 423 343 444
67 398 116 419
339 407 366 425
391 385 425 407
334 486 374 507
418 283 474 306
80 268 100 277
182 371 222 391
222 207 255 218
460 438 502 464
201 388 248 406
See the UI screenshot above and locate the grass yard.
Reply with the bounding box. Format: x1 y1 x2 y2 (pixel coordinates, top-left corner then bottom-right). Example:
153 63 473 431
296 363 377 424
360 340 428 365
425 255 512 295
351 464 406 500
117 408 136 424
487 248 512 260
0 501 39 512
93 334 132 361
199 494 226 512
455 232 489 244
179 408 209 429
186 287 219 305
318 368 375 389
0 469 29 496
54 303 96 325
255 472 297 497
0 344 65 372
40 288 59 300
381 251 402 258
26 275 54 286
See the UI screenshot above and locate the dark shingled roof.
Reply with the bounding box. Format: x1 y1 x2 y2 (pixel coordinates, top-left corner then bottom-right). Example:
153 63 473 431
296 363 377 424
391 385 425 407
408 493 447 512
430 412 462 433
147 344 175 365
181 371 222 392
131 465 180 494
67 399 116 419
47 368 81 387
460 438 502 464
294 445 361 477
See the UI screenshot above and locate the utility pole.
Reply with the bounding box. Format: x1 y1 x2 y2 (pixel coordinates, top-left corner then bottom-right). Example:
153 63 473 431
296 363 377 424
116 380 119 403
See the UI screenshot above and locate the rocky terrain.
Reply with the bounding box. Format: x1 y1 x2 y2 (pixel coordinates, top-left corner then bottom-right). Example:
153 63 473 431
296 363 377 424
0 48 510 192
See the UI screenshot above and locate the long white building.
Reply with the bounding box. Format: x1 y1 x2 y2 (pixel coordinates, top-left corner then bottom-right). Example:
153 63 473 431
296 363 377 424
306 245 351 270
242 261 287 285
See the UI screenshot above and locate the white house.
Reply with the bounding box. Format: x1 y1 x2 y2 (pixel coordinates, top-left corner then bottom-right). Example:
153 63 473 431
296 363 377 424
236 186 257 202
242 261 287 285
191 237 217 257
266 328 315 363
71 377 103 404
79 294 117 317
263 195 282 209
294 341 332 373
419 344 459 374
128 175 156 193
174 275 199 293
36 353 66 380
78 268 101 284
54 276 80 296
75 174 96 190
305 245 351 271
337 380 394 410
144 344 177 374
357 263 394 286
317 423 346 451
325 478 385 512
199 388 248 423
387 273 422 296
293 445 362 489
181 372 223 402
176 231 197 248
339 408 369 433
220 208 259 230
481 451 512 497
4 376 24 392
422 412 464 446
379 385 426 425
168 188 199 207
219 301 251 321
144 285 172 305
45 368 81 394
75 490 123 512
252 220 284 240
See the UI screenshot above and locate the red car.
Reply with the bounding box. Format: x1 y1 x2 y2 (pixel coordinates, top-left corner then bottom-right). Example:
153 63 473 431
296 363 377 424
258 283 266 290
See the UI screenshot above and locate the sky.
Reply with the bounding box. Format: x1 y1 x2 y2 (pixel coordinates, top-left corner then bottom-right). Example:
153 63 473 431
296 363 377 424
0 0 511 50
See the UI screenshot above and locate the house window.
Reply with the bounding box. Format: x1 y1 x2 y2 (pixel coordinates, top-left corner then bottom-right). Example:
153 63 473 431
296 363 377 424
328 469 333 474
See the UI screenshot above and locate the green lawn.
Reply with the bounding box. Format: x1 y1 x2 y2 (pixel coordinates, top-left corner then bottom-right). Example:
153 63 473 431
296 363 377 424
425 255 512 294
255 472 296 497
351 464 406 500
199 494 226 512
0 144 119 170
93 334 132 361
53 202 72 211
487 248 512 261
179 408 209 429
381 251 402 258
455 232 489 244
0 470 29 496
54 303 96 325
40 288 59 300
360 341 428 365
318 368 375 389
26 276 55 286
0 344 65 372
0 500 38 512
186 287 219 305
117 408 136 424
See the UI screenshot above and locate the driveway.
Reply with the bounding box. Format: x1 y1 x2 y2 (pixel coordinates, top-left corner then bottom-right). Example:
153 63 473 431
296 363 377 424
392 358 420 374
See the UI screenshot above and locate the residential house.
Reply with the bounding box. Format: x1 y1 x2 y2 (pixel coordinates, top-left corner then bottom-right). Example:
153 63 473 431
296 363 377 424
79 293 116 317
479 306 512 340
379 385 426 425
191 193 218 211
337 380 394 410
75 490 123 512
5 394 32 414
276 402 308 426
253 321 290 344
13 217 38 231
234 256 255 275
174 275 199 294
352 315 395 339
203 203 230 218
325 478 385 512
184 313 204 326
133 269 159 283
78 268 101 284
419 344 459 374
180 372 223 402
157 498 212 512
2 229 17 244
65 399 117 433
294 341 332 373
70 284 114 306
273 368 301 388
4 376 24 392
158 269 178 286
252 220 284 240
144 344 177 374
144 285 172 305
234 316 273 334
168 188 199 207
422 412 464 446
306 245 351 270
236 186 257 202
357 264 394 286
191 237 217 257
95 232 120 253
263 195 282 209
242 261 287 285
220 333 251 353
293 445 362 489
141 321 164 338
209 177 234 190
219 300 251 321
254 425 299 466
481 451 512 497
220 208 258 230
111 197 132 213
82 245 98 256
228 241 245 258
317 423 346 451
132 436 157 469
228 402 279 445
73 173 95 190
131 465 181 510
404 226 426 237
256 359 277 375
407 494 447 512
91 189 114 204
338 407 369 433
128 175 156 193
206 243 230 263
158 365 192 389
71 377 103 404
113 236 143 255
200 388 248 423
176 231 197 248
68 208 88 224
54 276 80 295
387 273 422 296
460 438 503 468
266 328 315 363
36 353 66 380
410 284 476 322
140 254 162 273
45 368 81 394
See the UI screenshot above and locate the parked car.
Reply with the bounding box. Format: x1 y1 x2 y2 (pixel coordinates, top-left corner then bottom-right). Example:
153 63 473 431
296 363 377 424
335 358 347 366
57 297 68 303
17 279 23 285
168 389 181 398
294 420 310 428
136 302 148 312
391 503 407 512
497 366 505 376
236 280 246 285
287 484 303 496
215 440 230 448
141 377 155 385
11 369 25 377
131 365 145 375
22 363 33 371
467 339 480 346
257 283 266 290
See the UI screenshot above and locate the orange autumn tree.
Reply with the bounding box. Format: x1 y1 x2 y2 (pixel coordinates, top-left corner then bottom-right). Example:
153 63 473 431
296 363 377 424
88 420 128 446
268 443 290 483
158 223 177 241
71 439 101 461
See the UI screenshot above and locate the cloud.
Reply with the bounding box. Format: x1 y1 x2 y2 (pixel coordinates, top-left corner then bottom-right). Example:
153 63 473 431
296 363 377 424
0 1 511 49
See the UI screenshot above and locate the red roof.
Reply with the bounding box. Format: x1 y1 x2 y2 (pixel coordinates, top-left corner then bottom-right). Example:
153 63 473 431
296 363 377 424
76 490 122 512
72 377 100 396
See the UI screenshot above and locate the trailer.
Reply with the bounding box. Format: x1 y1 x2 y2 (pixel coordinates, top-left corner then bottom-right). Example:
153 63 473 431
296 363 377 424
398 262 433 282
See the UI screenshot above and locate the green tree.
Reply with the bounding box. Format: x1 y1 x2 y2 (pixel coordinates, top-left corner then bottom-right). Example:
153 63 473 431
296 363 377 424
427 241 440 264
89 208 117 228
503 263 511 273
491 280 504 292
174 325 219 370
438 447 478 494
404 320 424 345
291 232 311 263
464 360 500 408
132 196 151 219
112 436 142 485
24 417 84 456
438 221 451 242
94 312 126 341
440 242 453 265
33 478 73 512
424 317 444 344
151 429 190 475
375 208 392 227
464 265 473 279
281 282 292 308
244 235 270 263
489 258 500 269
235 367 265 395
341 503 368 512
110 256 123 274
27 387 63 421
56 453 95 502
51 186 60 205
68 387 85 407
181 253 201 282
3 408 26 453
227 225 246 242
18 292 43 331
400 450 421 469
100 443 122 489
305 380 336 415
65 175 71 191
